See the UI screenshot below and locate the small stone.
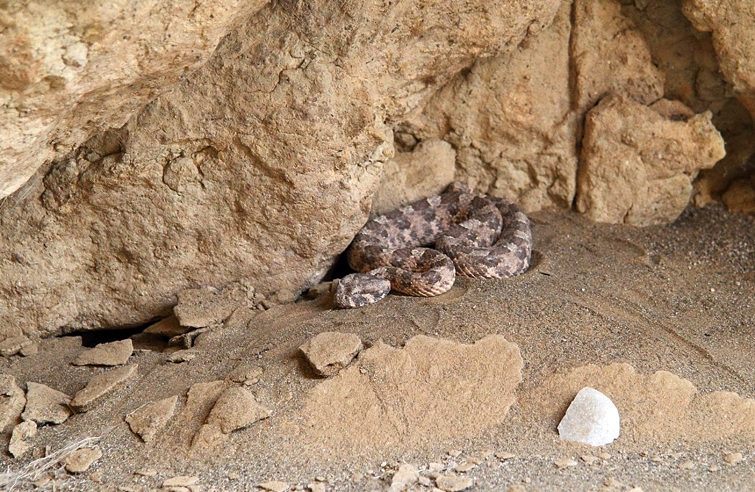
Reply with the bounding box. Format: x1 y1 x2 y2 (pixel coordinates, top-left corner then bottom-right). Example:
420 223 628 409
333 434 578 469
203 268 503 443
163 476 200 487
63 446 102 473
228 364 263 385
478 449 494 460
604 477 623 488
134 469 157 477
709 464 720 472
70 364 138 412
435 473 473 492
495 452 516 461
455 461 477 473
73 339 133 366
299 332 362 377
0 375 26 433
598 452 611 460
671 452 683 459
447 449 463 458
89 470 103 482
679 461 695 470
558 387 620 446
9 420 37 458
206 386 272 434
309 483 326 492
390 463 419 491
258 481 290 492
627 488 643 492
20 342 39 356
555 458 578 470
22 382 72 425
167 350 199 363
428 462 444 472
724 452 743 465
581 455 600 465
125 395 178 442
507 486 526 492
419 476 433 487
143 315 190 337
0 336 33 357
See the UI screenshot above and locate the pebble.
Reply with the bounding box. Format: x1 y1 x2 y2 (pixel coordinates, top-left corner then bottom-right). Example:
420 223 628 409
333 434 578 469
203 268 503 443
0 335 33 357
22 382 72 425
206 386 272 434
8 420 37 458
724 451 743 465
558 387 620 446
163 476 200 487
167 350 199 363
0 375 26 433
143 315 190 337
709 464 720 472
428 462 444 472
134 469 158 477
679 461 695 470
554 458 578 470
309 483 326 492
258 481 290 492
70 364 138 412
63 446 102 473
389 463 419 491
447 449 463 458
495 452 516 461
73 339 134 366
598 452 611 460
455 461 477 473
228 364 263 385
20 342 39 356
581 455 600 465
435 473 474 492
125 395 179 442
299 332 363 377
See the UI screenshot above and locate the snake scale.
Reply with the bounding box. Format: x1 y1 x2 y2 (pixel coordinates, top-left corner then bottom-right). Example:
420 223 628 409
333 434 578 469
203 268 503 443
334 182 532 308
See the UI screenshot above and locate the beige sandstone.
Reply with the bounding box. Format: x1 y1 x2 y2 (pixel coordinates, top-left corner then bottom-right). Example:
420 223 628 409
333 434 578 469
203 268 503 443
576 95 725 225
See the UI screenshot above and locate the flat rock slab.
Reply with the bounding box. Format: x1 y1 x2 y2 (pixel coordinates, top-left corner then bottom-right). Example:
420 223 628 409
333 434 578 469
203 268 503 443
0 375 26 433
299 332 363 377
125 395 179 442
8 420 37 458
22 382 72 425
206 386 272 434
70 364 138 412
0 336 33 357
294 335 523 455
143 315 191 338
435 473 474 492
73 339 133 366
64 446 102 473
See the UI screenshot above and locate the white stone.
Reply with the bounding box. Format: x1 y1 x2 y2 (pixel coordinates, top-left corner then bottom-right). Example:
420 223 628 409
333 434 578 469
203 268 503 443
558 387 620 446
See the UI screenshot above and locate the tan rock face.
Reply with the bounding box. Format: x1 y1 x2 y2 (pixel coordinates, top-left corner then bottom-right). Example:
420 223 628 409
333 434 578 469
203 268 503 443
576 95 725 226
0 0 269 199
0 0 561 337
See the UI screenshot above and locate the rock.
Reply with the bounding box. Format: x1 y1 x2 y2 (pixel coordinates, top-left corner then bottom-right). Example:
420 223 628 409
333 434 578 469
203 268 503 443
63 446 102 473
174 283 255 328
125 395 179 442
370 140 456 215
309 483 326 492
205 386 272 434
73 339 133 366
576 95 725 226
143 315 191 338
70 364 138 412
682 0 755 117
0 336 33 357
495 452 516 461
258 481 290 492
398 0 576 212
0 0 562 340
389 464 419 492
8 420 37 458
167 350 199 363
21 382 72 425
0 0 269 201
0 375 26 433
294 335 523 455
455 462 477 473
558 387 621 447
722 178 755 214
554 458 578 469
163 476 200 487
228 364 263 385
19 342 39 356
724 451 743 465
299 332 363 377
435 473 474 492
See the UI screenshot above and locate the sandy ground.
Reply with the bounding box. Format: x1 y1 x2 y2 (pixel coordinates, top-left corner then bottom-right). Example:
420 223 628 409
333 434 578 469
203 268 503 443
1 204 755 491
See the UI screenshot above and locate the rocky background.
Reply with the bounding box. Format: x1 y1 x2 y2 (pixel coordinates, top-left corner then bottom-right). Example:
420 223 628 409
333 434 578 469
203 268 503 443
0 0 753 339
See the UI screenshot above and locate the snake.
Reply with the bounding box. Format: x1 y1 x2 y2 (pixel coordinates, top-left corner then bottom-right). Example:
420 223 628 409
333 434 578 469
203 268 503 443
334 182 532 308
